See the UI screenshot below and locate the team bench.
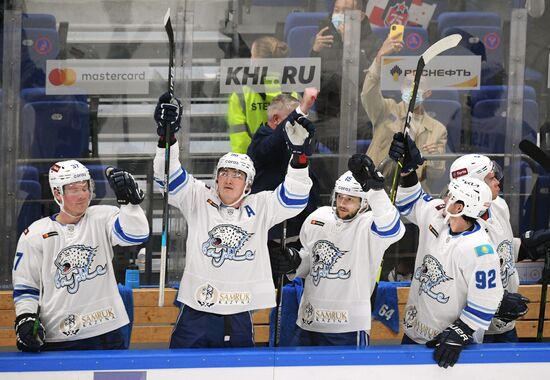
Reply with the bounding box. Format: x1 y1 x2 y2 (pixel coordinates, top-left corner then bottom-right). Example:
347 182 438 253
1 285 549 348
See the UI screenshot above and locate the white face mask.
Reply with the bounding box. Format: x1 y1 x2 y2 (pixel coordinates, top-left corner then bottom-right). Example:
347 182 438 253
331 13 345 30
401 88 423 106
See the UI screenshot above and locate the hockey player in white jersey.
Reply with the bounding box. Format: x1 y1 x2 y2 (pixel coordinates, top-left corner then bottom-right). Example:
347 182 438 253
270 154 405 346
390 133 503 368
153 92 313 348
12 161 149 352
449 154 529 342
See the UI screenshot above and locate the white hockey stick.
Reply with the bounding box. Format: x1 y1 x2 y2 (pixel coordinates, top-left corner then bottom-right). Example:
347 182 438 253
159 8 175 307
389 34 462 203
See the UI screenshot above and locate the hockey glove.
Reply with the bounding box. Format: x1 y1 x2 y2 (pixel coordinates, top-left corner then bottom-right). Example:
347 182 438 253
520 228 550 260
426 318 474 368
388 132 425 173
494 290 529 323
269 246 302 275
106 168 145 205
15 313 45 352
347 154 385 191
154 92 182 138
283 110 315 156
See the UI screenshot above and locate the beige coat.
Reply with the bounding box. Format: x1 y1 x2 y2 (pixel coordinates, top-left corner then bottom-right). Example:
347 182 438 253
361 60 448 192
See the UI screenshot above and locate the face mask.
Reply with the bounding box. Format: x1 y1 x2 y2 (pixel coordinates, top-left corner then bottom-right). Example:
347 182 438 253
401 88 423 106
331 13 345 30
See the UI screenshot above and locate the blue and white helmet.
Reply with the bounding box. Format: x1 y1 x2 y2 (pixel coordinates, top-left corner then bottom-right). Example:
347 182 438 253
445 177 492 220
331 171 369 218
48 160 94 207
216 152 256 188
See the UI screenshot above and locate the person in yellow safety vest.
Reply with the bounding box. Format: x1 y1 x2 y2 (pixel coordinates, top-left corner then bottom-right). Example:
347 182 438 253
227 36 297 153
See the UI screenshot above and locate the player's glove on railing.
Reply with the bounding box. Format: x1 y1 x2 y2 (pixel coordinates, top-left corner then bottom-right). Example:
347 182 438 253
154 91 182 143
347 154 385 191
389 132 425 173
15 313 45 353
426 318 474 368
269 246 302 275
283 110 315 156
494 290 529 323
106 168 145 205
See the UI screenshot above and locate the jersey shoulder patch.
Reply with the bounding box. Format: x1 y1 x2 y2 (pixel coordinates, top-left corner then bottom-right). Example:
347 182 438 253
310 219 325 227
474 244 494 257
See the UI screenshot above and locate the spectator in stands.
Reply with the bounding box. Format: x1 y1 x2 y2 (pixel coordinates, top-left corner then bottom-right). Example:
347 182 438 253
269 154 404 346
361 33 447 194
227 36 297 154
153 91 314 348
12 161 148 352
247 90 321 251
311 0 378 151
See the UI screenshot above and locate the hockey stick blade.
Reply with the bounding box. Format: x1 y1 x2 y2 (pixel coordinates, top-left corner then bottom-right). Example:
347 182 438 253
422 34 462 66
519 139 550 174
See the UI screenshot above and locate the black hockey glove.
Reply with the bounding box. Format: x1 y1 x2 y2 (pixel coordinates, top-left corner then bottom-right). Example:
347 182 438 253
520 228 550 260
426 319 474 368
15 313 45 353
388 132 425 173
494 290 529 323
283 110 316 156
106 168 145 205
154 92 182 139
269 246 302 275
347 154 385 191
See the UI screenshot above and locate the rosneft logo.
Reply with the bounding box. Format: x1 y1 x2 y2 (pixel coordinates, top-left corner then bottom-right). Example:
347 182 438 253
390 65 402 81
48 68 77 86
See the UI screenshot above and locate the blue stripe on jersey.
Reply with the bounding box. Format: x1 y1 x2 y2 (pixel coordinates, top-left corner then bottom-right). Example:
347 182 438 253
114 218 149 244
463 305 494 322
371 213 402 238
467 300 497 314
395 188 422 215
462 222 481 237
461 310 492 328
277 184 308 208
155 167 189 194
13 285 40 303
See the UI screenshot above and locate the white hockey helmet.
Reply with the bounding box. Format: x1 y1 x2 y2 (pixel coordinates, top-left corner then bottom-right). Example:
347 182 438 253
449 154 502 182
49 160 93 207
331 171 369 219
445 177 492 221
216 152 256 187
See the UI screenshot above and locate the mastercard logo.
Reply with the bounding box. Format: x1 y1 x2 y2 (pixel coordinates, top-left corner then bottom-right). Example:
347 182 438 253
48 68 77 86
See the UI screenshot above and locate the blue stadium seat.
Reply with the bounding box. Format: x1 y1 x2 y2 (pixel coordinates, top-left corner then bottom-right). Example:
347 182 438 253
430 90 460 102
468 85 536 109
21 87 87 104
423 99 462 152
22 13 56 29
287 26 319 57
21 100 90 163
17 165 39 182
372 26 429 55
470 99 537 154
284 12 328 41
437 11 500 36
87 165 116 200
21 27 60 88
17 180 42 236
442 26 503 64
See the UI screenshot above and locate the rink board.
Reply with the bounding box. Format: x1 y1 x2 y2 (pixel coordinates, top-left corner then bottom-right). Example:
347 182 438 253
1 344 550 380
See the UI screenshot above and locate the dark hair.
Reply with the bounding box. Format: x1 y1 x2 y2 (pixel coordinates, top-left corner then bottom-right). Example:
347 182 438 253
251 36 289 59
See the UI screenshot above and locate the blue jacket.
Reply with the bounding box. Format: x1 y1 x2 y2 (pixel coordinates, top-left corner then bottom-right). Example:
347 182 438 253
247 122 320 241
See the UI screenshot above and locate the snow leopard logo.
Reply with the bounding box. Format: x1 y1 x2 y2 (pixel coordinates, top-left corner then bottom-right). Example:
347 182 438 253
414 254 453 303
403 305 417 329
497 240 515 288
302 302 314 325
201 224 255 267
54 245 107 294
310 240 350 286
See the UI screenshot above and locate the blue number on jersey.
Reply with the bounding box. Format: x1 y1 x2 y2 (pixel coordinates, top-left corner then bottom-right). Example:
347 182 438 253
13 252 24 271
475 269 497 289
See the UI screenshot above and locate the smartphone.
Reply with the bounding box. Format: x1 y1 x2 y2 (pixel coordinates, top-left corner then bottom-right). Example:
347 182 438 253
389 24 404 42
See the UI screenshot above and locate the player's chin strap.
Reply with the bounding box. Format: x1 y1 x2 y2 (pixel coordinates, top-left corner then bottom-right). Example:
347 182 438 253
56 193 92 220
443 200 464 224
218 184 251 208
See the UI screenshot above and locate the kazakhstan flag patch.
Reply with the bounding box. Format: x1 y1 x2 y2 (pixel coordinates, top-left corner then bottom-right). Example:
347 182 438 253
474 244 494 256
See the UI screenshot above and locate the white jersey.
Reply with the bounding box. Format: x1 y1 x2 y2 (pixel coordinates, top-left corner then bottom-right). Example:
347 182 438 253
396 183 503 344
478 196 520 334
295 189 405 334
12 204 149 342
153 142 312 315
